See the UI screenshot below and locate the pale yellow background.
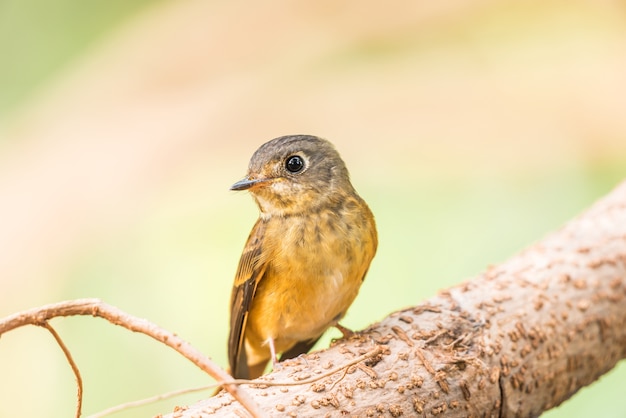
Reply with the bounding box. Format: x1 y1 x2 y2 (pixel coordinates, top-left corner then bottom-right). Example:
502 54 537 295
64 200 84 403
1 1 625 416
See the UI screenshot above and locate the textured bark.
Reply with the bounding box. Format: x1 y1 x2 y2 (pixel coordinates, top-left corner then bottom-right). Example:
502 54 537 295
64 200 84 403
170 181 626 417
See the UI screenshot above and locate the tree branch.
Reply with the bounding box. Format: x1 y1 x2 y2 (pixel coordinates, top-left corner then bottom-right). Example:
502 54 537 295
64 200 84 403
170 180 626 417
0 299 263 418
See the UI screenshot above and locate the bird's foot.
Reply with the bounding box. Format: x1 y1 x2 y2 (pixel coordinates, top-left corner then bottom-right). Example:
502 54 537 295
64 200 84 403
335 323 358 339
267 336 283 372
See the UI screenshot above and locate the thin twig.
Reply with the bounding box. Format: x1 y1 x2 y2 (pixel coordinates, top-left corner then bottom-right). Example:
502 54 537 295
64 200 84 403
42 322 83 418
253 346 383 387
89 346 383 417
87 386 210 418
0 299 264 418
328 363 352 391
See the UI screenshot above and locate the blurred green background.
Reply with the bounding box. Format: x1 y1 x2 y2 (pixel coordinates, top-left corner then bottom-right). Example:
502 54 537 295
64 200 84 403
1 0 625 417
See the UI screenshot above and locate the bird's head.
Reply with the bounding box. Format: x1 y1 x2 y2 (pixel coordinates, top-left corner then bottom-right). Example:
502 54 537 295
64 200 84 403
231 135 354 217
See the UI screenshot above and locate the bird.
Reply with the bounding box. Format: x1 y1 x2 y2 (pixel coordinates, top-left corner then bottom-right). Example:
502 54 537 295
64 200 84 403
228 134 377 380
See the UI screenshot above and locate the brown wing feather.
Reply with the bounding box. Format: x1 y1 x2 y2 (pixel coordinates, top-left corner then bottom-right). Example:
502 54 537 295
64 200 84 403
228 218 268 379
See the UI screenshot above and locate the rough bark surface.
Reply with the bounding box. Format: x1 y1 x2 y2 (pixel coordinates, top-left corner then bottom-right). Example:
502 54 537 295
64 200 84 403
169 181 626 417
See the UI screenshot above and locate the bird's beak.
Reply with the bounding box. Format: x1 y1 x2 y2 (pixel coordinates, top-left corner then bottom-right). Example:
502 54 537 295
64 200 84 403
230 177 269 191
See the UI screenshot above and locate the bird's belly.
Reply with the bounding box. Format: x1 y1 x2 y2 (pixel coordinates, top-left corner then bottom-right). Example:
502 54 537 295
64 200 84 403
248 262 361 352
244 205 376 361
280 270 352 338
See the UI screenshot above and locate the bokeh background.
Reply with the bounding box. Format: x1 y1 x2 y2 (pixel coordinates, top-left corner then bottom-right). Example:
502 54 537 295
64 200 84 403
1 0 625 416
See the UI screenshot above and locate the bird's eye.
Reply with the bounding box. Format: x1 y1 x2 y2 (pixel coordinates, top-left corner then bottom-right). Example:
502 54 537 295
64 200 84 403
285 155 304 173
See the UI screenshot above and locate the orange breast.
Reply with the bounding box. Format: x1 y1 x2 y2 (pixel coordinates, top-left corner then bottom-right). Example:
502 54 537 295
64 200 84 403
244 198 377 364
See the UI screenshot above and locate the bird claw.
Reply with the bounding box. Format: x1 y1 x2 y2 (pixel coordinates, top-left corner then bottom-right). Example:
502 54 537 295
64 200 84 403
335 323 357 339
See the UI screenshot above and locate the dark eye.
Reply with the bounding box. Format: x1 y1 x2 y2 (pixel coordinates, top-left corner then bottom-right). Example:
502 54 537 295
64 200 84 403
285 155 304 173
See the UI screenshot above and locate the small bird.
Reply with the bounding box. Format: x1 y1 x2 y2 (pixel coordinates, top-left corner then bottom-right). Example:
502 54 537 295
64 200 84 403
228 135 378 379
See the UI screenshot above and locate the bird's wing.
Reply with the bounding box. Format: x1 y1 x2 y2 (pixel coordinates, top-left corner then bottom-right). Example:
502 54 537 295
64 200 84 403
228 218 269 379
